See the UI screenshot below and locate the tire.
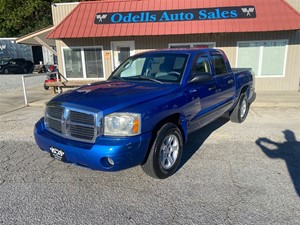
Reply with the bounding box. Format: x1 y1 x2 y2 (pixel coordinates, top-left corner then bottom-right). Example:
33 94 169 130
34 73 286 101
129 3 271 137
142 123 183 179
230 92 249 123
3 68 9 74
23 68 28 74
44 84 49 90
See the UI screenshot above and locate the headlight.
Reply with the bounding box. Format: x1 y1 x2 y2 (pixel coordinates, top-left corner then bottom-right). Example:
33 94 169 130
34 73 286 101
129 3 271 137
104 113 141 136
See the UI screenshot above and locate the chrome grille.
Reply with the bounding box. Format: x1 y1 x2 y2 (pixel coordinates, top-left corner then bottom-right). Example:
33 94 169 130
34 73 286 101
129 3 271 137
47 117 62 133
45 104 99 143
69 124 95 141
69 110 94 125
47 106 63 119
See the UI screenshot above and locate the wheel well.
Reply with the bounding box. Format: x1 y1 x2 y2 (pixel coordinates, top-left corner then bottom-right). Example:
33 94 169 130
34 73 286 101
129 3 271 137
241 85 249 97
142 114 185 165
228 85 249 117
153 114 185 141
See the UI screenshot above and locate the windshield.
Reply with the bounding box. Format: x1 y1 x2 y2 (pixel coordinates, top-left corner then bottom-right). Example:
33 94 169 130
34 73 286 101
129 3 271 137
109 52 188 83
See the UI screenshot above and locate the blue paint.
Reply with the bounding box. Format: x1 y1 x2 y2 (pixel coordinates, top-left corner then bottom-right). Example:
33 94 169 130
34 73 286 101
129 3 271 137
34 48 255 174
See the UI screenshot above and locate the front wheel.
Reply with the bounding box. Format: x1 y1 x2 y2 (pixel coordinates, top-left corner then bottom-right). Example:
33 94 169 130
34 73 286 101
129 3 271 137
230 93 249 123
142 123 183 179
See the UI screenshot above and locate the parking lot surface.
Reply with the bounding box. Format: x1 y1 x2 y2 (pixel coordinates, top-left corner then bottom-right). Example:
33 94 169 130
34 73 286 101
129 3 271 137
0 74 51 115
0 105 299 224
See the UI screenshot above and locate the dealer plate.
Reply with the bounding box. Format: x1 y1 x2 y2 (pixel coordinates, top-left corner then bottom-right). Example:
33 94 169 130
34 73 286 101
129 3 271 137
50 147 66 162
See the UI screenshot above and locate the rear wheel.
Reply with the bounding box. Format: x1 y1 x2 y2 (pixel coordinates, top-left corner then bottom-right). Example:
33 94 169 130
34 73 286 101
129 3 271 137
142 123 183 179
230 93 249 123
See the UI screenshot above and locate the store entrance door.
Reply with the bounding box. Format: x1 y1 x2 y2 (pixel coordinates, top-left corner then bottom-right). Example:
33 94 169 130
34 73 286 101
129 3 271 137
111 41 135 70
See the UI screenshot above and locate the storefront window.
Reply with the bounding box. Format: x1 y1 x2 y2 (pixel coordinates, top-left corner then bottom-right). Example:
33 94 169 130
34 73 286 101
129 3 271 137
63 48 83 78
84 48 104 78
237 40 288 77
261 41 286 76
237 42 260 76
63 47 104 79
169 42 215 49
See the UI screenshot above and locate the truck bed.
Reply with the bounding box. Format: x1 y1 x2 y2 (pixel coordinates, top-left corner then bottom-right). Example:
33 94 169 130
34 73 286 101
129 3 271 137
231 68 252 73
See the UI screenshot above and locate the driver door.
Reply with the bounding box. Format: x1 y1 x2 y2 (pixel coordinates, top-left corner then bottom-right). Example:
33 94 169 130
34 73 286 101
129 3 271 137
185 54 219 133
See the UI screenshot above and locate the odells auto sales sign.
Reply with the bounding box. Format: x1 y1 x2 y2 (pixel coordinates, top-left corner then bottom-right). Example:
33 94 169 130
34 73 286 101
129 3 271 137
94 6 256 24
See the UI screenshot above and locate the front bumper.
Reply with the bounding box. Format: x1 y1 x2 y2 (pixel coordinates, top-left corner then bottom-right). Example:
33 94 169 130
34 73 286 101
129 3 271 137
34 118 152 171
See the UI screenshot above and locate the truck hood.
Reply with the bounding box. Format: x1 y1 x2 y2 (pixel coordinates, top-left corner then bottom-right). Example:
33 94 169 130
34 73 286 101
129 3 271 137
51 80 180 113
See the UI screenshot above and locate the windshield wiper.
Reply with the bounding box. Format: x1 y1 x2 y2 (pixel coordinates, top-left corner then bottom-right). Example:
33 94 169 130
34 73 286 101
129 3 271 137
136 76 163 84
109 76 125 81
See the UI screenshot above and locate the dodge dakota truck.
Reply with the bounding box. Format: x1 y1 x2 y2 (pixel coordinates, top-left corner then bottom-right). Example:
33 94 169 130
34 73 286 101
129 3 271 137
34 48 255 179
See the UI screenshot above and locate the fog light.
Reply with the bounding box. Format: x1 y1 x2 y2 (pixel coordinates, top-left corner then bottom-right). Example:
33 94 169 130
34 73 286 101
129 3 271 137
107 157 114 166
100 157 115 168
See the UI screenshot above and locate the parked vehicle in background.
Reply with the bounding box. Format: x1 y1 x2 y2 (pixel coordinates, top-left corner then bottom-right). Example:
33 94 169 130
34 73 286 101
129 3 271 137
34 48 256 179
0 58 34 74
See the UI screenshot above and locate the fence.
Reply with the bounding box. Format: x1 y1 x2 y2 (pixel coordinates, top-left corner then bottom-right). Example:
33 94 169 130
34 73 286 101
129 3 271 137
21 73 53 105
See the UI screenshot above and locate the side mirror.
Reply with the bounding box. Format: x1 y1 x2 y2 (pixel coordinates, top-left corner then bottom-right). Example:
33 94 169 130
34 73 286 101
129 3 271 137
189 72 212 84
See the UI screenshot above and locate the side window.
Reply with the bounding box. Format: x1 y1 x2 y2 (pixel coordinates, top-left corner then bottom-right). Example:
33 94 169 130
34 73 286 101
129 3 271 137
211 55 228 75
189 55 211 81
195 56 211 74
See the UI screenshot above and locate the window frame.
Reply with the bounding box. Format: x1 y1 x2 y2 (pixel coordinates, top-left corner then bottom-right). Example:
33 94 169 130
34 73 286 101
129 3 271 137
189 54 212 82
211 53 229 76
168 42 216 49
62 46 106 80
236 40 288 78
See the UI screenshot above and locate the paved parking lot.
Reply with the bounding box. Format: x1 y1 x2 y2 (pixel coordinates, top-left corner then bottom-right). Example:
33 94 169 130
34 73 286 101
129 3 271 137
0 104 299 224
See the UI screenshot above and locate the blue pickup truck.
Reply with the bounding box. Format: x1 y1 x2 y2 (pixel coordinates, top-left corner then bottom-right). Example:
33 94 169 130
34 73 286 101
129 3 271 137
34 48 255 179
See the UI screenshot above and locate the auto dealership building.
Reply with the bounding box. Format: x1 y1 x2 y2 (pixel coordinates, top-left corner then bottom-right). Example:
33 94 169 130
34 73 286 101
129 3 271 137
18 0 300 91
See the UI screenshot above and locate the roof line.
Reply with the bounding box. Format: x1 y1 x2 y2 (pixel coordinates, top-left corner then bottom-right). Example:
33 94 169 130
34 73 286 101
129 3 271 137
281 0 300 16
52 2 79 6
48 3 81 39
16 26 54 42
82 0 143 3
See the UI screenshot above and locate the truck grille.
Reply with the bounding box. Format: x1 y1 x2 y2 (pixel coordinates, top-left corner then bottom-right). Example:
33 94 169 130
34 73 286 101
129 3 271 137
44 104 100 143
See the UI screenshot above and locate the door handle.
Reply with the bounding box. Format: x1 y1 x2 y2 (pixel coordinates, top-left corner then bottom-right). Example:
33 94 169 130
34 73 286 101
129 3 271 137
228 79 234 84
208 85 217 91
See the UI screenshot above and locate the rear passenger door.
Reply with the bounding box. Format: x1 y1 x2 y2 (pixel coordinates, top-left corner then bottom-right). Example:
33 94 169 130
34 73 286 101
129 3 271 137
211 52 235 107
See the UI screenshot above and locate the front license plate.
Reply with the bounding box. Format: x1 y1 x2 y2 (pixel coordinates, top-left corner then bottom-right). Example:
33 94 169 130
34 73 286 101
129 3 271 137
50 147 66 162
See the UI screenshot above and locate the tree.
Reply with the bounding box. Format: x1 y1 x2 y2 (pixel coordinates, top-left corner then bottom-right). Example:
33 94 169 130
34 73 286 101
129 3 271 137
0 0 78 37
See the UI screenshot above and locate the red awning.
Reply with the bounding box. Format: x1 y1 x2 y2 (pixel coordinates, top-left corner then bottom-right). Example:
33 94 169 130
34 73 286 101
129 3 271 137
47 0 300 39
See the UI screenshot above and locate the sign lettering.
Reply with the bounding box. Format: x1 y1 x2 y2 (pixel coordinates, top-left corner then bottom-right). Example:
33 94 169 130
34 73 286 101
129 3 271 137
94 6 256 24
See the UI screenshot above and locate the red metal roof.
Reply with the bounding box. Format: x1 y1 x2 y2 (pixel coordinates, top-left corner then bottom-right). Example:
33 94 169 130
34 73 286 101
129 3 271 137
47 0 300 39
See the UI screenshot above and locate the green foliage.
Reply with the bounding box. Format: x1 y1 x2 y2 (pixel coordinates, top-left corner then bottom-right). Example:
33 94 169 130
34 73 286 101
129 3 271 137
0 0 79 37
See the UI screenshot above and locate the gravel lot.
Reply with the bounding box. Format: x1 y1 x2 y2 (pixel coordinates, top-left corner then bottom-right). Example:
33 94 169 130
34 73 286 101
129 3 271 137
0 74 47 92
0 74 52 114
0 106 299 224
